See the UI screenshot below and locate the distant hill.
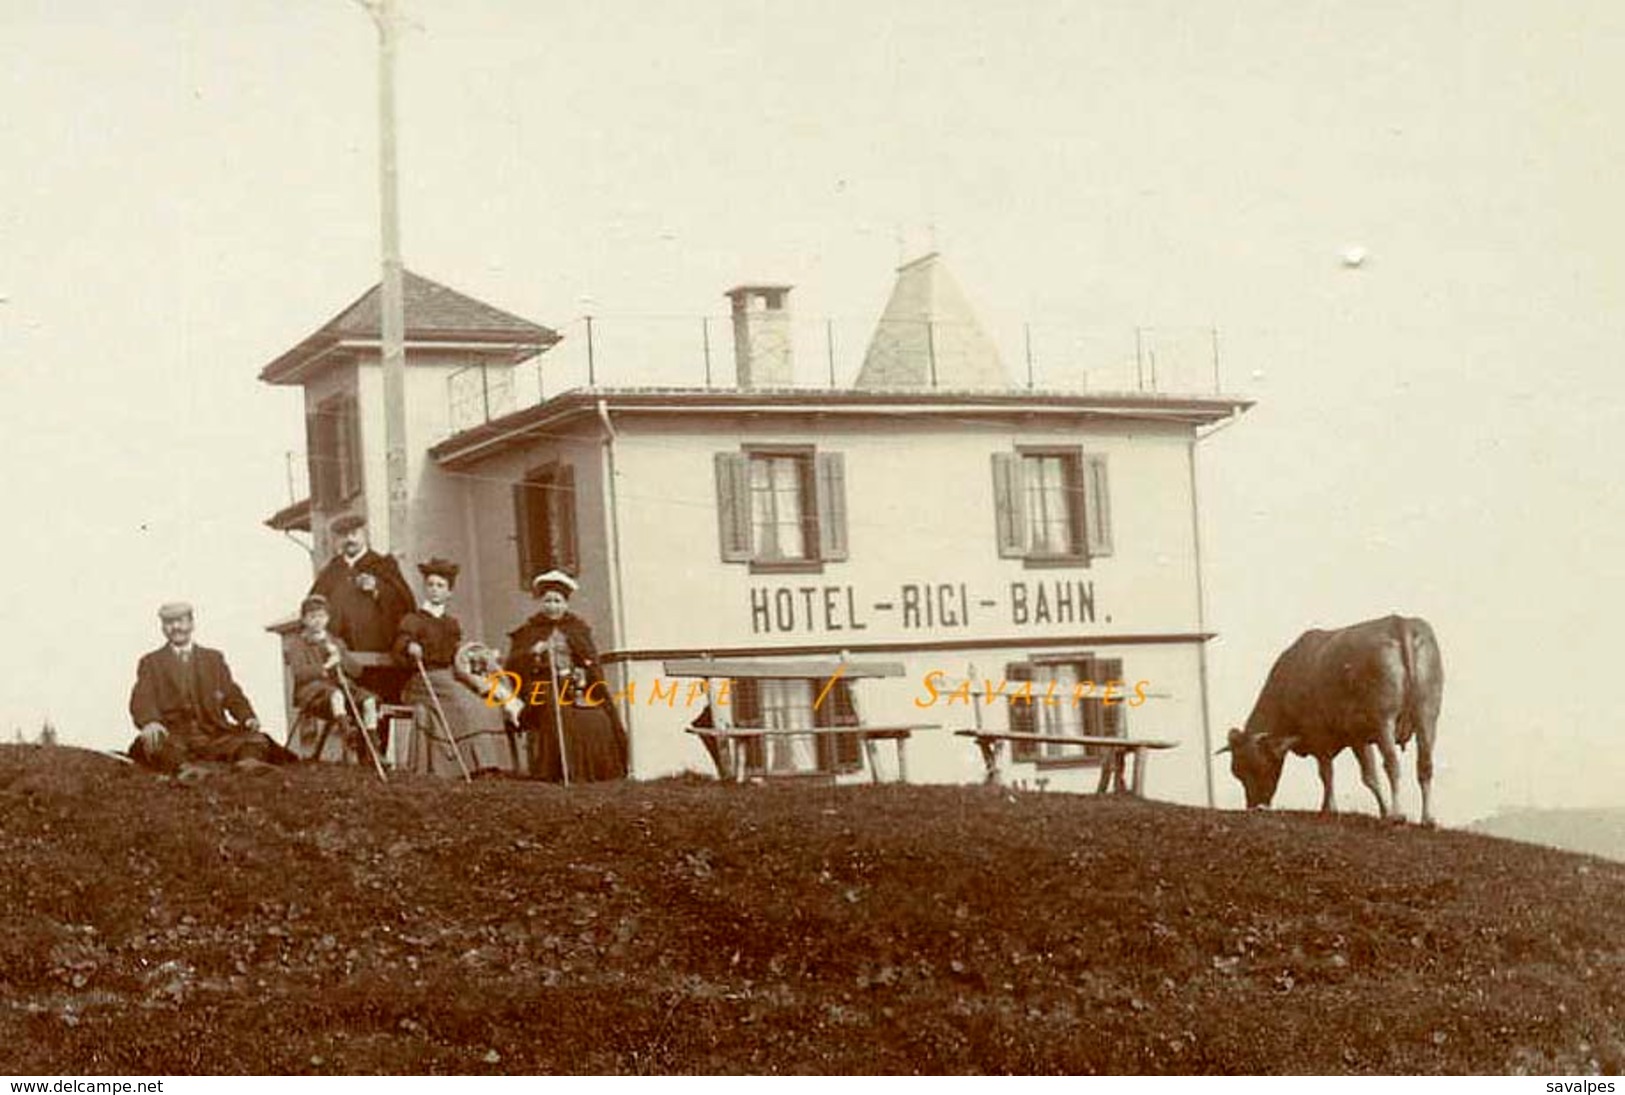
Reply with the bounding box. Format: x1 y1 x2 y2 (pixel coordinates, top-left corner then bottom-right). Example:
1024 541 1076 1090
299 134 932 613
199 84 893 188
1467 808 1625 864
1 744 1622 1075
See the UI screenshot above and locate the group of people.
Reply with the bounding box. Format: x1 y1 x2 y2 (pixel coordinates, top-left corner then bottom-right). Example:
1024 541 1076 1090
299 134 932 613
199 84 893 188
127 513 628 783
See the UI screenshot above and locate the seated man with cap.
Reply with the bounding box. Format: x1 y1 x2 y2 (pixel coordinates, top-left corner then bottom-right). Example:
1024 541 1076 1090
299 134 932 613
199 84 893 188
285 593 381 757
309 513 415 706
128 602 297 773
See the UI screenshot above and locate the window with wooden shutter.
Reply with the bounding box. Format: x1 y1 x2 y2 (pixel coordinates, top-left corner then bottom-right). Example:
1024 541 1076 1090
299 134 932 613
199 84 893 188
717 447 848 570
714 453 752 562
1003 654 1131 768
1097 656 1126 740
731 677 766 773
1084 454 1112 557
991 452 1026 558
307 409 335 509
995 448 1112 565
812 677 862 772
514 462 579 588
1006 661 1038 761
814 452 848 562
308 394 362 511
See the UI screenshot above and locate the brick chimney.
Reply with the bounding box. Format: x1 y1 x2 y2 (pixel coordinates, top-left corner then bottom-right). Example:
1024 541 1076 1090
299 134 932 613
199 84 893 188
726 284 793 389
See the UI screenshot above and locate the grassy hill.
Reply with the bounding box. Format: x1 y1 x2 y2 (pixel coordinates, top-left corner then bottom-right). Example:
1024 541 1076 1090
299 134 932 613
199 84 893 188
1 743 1621 1075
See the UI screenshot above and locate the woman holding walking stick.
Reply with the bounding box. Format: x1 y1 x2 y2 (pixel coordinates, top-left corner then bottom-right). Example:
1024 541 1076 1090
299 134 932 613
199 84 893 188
506 570 628 783
396 557 517 777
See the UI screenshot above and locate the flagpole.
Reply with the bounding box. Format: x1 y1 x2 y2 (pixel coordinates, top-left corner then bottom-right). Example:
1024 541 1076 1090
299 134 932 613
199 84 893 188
359 0 410 564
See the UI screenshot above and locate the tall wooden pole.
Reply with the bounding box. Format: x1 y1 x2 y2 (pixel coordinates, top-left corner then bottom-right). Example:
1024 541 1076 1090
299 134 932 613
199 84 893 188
367 0 410 562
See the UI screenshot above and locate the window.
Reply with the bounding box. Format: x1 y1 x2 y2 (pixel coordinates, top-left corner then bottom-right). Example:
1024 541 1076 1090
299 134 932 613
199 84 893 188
1005 655 1126 766
715 447 848 570
992 448 1111 564
513 462 578 585
308 393 363 510
731 676 863 777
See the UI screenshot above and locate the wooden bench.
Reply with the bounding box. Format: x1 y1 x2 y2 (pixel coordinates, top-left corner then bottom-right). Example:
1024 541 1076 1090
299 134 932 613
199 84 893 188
953 730 1178 796
685 723 935 784
664 655 932 784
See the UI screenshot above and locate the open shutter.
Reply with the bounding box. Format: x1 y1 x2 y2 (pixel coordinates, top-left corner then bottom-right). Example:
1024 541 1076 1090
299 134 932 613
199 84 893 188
732 677 764 773
992 452 1027 558
813 677 861 772
1084 454 1112 557
814 452 848 562
512 482 533 586
337 396 362 501
555 464 579 573
1098 657 1126 738
308 407 336 509
1006 661 1037 761
714 453 752 562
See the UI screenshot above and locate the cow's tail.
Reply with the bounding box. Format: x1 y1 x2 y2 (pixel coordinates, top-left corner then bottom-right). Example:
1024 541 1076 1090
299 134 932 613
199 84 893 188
1394 615 1420 749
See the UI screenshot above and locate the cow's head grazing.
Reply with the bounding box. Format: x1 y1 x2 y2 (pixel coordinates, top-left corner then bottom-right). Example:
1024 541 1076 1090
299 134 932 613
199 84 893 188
1218 727 1297 809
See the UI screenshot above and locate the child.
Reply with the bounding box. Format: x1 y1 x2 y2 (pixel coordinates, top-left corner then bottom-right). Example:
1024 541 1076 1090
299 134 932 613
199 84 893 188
287 594 379 754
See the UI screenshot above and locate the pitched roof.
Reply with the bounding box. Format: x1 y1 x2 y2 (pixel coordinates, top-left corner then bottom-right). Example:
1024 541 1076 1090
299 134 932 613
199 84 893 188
853 253 1013 390
259 270 560 384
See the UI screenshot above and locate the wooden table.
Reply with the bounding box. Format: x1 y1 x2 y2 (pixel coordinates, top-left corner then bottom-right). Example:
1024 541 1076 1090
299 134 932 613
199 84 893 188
953 730 1178 796
687 724 936 784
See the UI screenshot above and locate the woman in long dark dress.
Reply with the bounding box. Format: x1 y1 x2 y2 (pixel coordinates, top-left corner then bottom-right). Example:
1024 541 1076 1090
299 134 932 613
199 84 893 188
506 569 628 783
396 557 520 775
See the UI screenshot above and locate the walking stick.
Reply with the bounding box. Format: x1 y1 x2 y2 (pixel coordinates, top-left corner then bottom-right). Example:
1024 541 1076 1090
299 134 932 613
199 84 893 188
333 661 388 784
545 642 572 787
415 654 474 784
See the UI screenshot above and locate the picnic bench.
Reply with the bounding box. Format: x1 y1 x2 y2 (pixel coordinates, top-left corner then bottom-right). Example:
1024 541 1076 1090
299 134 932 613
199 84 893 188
953 729 1178 796
684 723 935 784
664 656 937 784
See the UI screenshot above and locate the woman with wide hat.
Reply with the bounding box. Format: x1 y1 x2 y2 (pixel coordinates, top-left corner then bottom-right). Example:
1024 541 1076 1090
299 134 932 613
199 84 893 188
396 557 522 776
505 569 628 783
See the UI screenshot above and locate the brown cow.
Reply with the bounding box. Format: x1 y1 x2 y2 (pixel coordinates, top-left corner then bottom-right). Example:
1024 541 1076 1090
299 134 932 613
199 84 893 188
1220 615 1444 824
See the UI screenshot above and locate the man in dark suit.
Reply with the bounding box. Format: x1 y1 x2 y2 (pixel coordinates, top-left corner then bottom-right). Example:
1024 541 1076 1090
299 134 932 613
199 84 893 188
128 602 296 773
310 514 415 705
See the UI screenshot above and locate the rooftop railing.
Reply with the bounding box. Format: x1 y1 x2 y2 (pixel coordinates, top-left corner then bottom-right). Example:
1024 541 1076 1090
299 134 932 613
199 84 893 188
448 314 1230 433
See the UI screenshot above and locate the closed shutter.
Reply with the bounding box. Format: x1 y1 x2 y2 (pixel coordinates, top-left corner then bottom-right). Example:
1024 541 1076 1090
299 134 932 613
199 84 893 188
992 453 1027 558
1084 454 1112 557
714 453 752 562
814 452 848 562
732 677 764 773
1006 661 1037 761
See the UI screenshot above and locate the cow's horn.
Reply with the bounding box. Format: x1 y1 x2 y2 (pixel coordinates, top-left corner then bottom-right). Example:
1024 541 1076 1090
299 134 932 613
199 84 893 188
1215 744 1232 755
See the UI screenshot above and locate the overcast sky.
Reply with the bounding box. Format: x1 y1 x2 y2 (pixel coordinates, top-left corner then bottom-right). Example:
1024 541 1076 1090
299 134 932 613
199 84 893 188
4 1 1621 824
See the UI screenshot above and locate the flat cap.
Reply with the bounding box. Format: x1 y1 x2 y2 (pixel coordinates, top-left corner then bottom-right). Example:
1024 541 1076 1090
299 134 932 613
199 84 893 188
330 514 367 535
157 601 194 620
299 594 329 615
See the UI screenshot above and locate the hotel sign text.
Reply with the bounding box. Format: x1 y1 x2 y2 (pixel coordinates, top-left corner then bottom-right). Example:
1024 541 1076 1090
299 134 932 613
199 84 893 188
747 579 1101 635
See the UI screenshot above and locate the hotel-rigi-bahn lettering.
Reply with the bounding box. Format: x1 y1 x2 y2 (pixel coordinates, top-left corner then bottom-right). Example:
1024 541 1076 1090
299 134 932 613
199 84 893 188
748 579 1099 634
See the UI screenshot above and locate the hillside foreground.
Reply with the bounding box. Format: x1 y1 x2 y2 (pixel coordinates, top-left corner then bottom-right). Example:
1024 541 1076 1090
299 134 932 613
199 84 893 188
1 743 1620 1075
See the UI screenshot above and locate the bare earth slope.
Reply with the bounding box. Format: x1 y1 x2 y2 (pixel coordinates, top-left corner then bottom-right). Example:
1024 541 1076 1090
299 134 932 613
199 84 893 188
1 744 1620 1075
